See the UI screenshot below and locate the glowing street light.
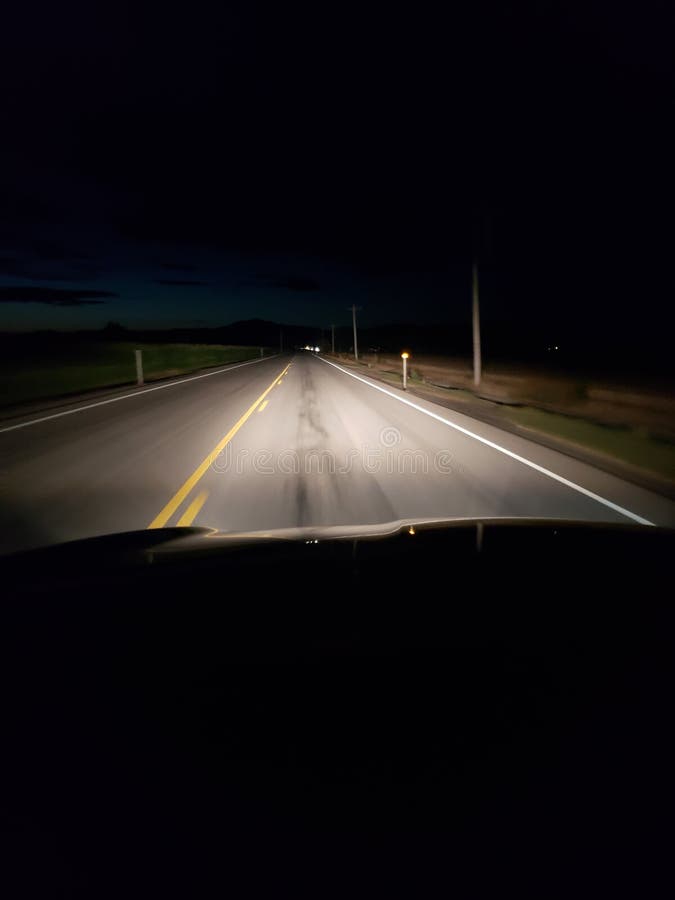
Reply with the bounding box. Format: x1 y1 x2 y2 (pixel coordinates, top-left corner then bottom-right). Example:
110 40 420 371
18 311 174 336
401 351 410 390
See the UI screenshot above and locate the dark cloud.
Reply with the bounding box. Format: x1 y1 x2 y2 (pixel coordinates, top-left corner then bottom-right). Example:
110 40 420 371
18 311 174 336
244 274 321 292
0 286 115 306
0 238 99 282
32 240 90 261
0 256 101 282
269 276 321 292
155 279 209 286
160 263 197 272
0 258 19 274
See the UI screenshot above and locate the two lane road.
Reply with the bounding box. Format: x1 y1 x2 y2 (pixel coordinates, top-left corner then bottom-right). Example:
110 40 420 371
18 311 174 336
1 352 673 554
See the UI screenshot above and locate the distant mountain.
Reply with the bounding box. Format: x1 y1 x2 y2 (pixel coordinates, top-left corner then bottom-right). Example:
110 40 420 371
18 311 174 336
213 319 320 348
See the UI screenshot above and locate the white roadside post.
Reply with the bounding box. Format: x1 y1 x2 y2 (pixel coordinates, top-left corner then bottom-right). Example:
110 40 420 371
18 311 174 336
135 349 144 386
401 351 409 390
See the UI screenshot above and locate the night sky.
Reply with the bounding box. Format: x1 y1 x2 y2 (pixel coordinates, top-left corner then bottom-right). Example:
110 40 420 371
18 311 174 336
1 1 673 367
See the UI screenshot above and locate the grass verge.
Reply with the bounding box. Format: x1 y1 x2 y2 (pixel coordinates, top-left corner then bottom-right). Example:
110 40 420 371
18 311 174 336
499 405 675 484
0 343 263 408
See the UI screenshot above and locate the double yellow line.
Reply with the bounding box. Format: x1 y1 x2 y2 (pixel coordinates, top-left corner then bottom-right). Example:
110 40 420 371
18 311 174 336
148 362 290 529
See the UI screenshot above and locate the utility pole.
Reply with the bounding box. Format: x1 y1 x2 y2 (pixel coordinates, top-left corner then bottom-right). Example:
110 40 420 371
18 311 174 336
279 328 283 354
471 208 491 389
472 261 482 387
348 304 361 360
331 323 335 354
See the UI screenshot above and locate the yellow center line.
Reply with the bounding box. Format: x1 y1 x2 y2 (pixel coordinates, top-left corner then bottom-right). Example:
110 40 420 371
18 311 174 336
148 362 291 529
257 399 268 412
177 490 209 526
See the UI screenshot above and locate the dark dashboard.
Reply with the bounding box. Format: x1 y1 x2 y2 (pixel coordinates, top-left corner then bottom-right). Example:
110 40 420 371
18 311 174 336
2 520 674 898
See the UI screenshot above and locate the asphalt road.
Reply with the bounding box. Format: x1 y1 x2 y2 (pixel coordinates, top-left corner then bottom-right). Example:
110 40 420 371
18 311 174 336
1 351 674 554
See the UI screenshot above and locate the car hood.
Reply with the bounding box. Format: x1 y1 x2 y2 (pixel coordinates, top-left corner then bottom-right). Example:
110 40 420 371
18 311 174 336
3 515 671 573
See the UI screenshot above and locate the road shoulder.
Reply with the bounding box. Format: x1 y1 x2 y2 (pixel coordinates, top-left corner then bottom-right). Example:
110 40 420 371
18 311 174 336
325 355 675 501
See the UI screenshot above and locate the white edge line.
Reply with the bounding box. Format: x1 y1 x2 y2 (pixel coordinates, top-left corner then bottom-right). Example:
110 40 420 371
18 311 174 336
0 355 279 435
318 356 654 527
